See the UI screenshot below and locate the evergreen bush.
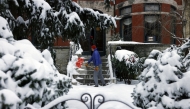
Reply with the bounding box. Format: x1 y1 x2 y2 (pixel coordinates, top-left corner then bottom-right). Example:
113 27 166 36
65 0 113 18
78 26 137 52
132 41 190 109
0 16 72 109
112 50 145 84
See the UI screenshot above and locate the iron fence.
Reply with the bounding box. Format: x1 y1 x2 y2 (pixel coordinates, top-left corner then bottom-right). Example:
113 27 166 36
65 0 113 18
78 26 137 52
26 93 135 109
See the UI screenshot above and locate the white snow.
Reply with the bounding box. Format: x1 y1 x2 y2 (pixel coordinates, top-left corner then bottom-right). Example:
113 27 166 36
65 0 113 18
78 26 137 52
0 0 190 108
0 17 14 41
67 55 79 78
108 54 114 78
0 16 70 109
115 50 137 61
66 84 140 109
108 41 160 45
25 0 51 20
0 89 22 109
41 83 141 109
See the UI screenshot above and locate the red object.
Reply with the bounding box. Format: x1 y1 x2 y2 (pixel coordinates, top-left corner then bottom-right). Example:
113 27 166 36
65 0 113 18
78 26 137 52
76 57 84 68
91 45 96 49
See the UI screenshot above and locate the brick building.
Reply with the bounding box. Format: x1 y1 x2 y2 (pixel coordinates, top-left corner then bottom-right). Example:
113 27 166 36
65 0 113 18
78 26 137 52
68 0 183 56
115 0 183 44
8 0 185 56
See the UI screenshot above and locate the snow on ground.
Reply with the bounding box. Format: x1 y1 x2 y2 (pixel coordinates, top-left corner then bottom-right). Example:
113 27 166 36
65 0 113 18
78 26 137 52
66 81 141 109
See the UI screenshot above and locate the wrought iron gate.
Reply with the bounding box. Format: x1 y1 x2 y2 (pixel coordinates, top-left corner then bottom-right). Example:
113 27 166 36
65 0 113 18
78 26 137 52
39 93 135 109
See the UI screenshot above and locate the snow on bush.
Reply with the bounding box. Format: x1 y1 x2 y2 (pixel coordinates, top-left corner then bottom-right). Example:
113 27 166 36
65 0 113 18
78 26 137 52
112 50 144 84
132 43 190 109
0 16 72 109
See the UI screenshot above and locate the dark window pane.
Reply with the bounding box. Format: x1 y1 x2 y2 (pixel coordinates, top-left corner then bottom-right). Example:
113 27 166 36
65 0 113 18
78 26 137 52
120 6 132 15
122 17 132 41
145 4 160 12
144 15 160 42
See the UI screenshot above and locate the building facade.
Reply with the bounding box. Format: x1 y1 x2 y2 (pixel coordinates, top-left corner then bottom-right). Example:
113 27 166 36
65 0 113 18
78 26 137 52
8 0 185 56
69 0 183 56
115 0 183 44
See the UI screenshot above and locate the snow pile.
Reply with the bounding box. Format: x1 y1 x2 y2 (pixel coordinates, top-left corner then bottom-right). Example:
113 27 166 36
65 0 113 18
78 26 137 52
132 43 190 109
0 16 72 109
115 50 139 64
67 42 84 84
67 55 79 79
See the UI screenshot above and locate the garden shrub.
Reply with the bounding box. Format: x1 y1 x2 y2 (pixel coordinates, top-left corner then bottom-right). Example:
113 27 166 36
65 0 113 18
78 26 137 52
112 50 145 84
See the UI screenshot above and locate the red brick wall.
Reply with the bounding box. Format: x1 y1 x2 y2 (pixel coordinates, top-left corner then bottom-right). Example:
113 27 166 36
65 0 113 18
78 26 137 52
115 9 120 34
175 0 183 45
132 4 144 13
54 37 70 46
175 0 182 5
115 0 126 4
162 3 170 12
131 4 144 42
161 14 171 44
161 4 171 44
132 15 144 42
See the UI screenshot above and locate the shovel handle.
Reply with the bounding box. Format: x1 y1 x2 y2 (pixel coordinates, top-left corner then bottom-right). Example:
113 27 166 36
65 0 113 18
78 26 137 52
83 63 94 69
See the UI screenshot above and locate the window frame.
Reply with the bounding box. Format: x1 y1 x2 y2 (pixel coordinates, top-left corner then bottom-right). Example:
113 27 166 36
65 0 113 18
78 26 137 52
144 3 160 12
120 17 132 41
144 14 161 43
120 6 132 15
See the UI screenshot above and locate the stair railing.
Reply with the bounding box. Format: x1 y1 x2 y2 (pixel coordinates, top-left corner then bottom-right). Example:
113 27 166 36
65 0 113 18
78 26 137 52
108 44 116 78
69 42 80 61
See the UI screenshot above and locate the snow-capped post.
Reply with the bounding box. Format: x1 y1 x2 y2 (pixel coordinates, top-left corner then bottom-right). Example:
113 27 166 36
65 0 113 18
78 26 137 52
132 41 190 109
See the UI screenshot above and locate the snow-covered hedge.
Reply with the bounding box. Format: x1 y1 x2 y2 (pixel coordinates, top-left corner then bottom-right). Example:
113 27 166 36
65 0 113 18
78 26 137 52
112 50 144 84
0 16 72 109
132 41 190 109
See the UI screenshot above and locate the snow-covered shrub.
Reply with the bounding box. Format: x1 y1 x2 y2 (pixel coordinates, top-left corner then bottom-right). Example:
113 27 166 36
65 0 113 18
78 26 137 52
132 43 190 109
0 16 72 109
112 50 144 84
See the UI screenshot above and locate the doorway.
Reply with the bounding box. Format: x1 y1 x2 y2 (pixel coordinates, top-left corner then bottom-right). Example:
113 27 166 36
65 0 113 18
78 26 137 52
79 27 106 56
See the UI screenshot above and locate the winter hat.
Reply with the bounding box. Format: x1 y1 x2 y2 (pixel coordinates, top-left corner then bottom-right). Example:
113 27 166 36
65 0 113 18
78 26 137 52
91 45 96 49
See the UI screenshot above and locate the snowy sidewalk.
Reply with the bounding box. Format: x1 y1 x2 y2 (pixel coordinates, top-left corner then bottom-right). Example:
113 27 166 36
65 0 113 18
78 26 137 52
66 84 141 109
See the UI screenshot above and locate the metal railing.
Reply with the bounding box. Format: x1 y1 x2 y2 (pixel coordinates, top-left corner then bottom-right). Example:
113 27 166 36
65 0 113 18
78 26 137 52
31 93 135 109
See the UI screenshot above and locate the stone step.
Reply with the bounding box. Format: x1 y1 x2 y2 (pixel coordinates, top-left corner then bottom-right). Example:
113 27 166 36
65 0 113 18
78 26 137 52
82 62 108 67
73 74 110 79
76 78 111 85
83 58 108 62
74 55 111 85
80 65 109 70
76 69 109 74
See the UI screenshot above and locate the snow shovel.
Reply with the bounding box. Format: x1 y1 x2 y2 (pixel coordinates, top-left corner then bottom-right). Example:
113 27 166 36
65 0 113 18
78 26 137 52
83 63 94 70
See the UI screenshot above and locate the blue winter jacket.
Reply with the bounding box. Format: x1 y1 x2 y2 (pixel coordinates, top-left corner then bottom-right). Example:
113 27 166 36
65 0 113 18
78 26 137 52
88 48 102 66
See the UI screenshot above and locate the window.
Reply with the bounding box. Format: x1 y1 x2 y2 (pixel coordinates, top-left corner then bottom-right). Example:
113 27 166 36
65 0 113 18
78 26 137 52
145 4 160 12
144 15 160 42
121 17 132 41
144 4 160 42
120 6 132 15
171 6 176 12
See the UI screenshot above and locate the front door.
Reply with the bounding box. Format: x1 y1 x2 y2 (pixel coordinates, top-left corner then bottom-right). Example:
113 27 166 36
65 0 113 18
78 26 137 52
80 27 106 56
